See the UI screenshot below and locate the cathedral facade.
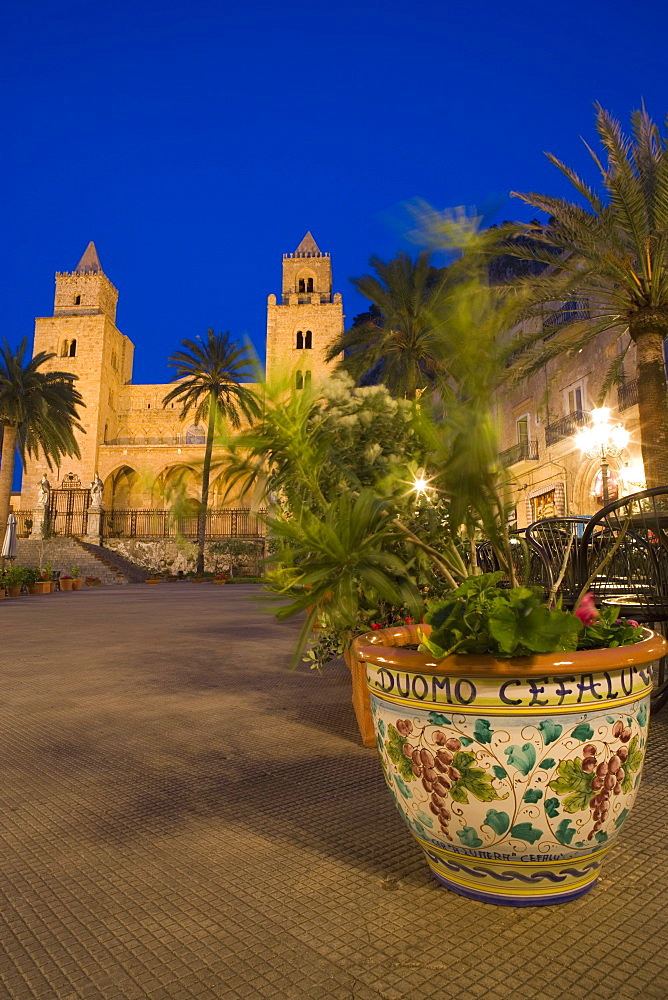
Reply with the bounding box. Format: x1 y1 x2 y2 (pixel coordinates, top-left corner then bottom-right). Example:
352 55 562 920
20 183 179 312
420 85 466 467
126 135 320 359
21 233 344 513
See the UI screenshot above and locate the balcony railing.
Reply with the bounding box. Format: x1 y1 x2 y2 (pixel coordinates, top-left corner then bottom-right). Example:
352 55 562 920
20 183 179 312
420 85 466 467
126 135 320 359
103 508 267 540
545 409 590 446
542 300 590 340
618 378 639 411
500 440 539 465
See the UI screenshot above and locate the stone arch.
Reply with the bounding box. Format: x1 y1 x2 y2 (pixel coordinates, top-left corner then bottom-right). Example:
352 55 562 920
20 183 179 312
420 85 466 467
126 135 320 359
296 269 316 293
571 457 623 514
153 463 201 507
185 424 206 445
105 465 140 510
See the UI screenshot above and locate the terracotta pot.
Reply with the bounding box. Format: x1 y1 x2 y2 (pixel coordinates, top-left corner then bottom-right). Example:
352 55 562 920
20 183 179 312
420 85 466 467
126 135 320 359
7 586 22 598
0 588 5 599
71 579 83 590
145 579 161 585
358 623 667 907
214 579 227 585
27 584 40 595
59 579 73 591
345 642 377 749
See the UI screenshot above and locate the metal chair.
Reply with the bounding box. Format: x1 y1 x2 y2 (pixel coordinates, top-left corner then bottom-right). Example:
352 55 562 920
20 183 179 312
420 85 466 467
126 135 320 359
477 533 552 599
526 516 591 608
578 487 668 710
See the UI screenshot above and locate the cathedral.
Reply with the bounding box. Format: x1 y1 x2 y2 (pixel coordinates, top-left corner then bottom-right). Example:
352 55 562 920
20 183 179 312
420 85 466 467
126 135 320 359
20 233 344 516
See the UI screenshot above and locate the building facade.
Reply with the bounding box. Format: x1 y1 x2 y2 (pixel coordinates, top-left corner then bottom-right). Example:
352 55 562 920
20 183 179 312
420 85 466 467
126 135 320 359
20 232 344 515
495 300 645 529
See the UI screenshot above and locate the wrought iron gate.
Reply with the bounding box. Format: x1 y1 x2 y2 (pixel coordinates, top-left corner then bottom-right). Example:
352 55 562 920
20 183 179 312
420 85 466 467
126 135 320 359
47 489 90 537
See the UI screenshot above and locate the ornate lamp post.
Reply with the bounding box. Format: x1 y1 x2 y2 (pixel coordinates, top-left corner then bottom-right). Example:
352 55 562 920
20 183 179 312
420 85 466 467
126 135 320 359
574 407 630 504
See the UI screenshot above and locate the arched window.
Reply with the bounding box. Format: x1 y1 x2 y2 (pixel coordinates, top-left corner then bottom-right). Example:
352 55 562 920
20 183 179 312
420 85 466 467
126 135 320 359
68 339 77 357
296 330 304 349
295 371 303 391
186 425 206 444
304 371 312 388
61 340 69 357
74 294 81 305
304 330 312 350
298 278 306 293
306 277 314 293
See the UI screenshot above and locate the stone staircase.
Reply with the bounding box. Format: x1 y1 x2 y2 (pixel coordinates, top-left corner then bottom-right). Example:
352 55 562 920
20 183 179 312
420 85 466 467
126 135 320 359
76 541 149 583
15 538 145 585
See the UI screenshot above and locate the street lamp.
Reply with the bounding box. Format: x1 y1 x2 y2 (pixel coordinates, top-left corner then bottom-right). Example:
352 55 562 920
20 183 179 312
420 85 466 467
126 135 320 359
574 407 630 504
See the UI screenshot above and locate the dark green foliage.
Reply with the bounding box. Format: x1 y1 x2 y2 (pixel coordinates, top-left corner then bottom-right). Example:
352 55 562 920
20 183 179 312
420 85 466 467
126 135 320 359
420 573 581 658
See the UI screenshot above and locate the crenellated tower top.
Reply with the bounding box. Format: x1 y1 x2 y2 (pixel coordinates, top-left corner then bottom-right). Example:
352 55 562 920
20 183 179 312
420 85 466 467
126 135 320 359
54 241 118 322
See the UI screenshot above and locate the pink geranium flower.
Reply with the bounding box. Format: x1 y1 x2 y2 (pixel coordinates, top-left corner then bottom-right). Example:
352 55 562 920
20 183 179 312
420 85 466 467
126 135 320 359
575 593 599 626
627 619 639 628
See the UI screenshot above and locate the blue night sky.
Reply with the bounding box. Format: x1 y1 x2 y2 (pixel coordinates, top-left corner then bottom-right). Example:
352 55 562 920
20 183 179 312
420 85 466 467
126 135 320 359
2 0 667 386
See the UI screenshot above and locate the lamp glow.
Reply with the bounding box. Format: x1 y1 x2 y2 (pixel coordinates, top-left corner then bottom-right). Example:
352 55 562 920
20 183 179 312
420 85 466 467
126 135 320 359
572 406 630 504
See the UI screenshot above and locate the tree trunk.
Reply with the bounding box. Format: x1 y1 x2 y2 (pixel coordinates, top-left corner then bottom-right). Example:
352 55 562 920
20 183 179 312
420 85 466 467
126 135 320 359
196 392 217 575
0 424 17 534
630 319 668 489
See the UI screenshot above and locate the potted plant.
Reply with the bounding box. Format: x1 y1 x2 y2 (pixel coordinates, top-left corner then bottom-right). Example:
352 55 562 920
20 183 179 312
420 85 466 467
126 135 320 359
23 567 42 594
85 576 101 587
70 566 84 590
145 574 162 584
40 562 55 593
59 574 74 592
4 565 26 597
354 575 665 906
214 573 227 585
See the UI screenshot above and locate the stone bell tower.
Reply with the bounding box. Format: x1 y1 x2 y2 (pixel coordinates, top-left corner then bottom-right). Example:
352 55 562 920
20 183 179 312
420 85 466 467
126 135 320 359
22 242 134 506
265 232 344 386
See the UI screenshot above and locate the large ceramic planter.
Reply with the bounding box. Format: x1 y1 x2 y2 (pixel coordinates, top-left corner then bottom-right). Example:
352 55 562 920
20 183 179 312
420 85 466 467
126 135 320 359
7 586 22 598
59 579 74 592
71 579 83 591
358 624 667 907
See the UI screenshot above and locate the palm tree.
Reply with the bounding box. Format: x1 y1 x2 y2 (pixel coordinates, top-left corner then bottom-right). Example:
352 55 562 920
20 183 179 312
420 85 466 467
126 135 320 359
163 330 260 574
0 339 84 531
501 103 668 487
325 251 447 399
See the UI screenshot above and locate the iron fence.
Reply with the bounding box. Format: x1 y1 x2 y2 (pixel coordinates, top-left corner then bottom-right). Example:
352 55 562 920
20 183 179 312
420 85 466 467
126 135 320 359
103 508 267 540
545 409 590 446
500 440 539 466
618 378 639 412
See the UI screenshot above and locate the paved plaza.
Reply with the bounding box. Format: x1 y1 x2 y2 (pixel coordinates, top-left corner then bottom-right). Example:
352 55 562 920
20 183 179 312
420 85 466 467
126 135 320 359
0 583 667 1000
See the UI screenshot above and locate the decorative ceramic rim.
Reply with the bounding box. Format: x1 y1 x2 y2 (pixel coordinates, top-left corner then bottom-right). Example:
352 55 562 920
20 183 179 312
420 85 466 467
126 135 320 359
355 624 668 678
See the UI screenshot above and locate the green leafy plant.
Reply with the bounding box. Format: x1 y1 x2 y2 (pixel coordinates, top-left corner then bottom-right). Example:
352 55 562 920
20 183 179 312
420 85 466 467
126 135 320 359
70 565 79 578
3 565 27 587
419 573 644 660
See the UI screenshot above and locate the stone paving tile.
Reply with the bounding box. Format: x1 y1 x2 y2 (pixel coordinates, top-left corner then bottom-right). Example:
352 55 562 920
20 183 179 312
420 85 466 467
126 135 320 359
0 583 667 999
